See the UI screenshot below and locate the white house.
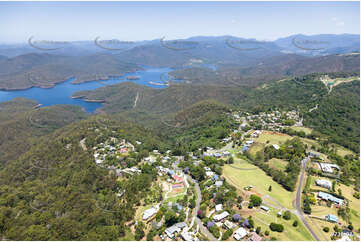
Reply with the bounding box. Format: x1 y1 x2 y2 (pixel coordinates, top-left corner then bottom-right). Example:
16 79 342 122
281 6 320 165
143 206 159 220
213 211 229 221
215 204 223 212
315 179 332 189
234 227 248 240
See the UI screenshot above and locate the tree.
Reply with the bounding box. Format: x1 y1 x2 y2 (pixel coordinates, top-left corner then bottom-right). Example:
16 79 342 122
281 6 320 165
292 220 298 227
323 227 330 232
222 229 233 240
164 210 178 227
282 210 291 220
256 226 261 234
268 185 272 192
269 223 284 232
249 195 262 207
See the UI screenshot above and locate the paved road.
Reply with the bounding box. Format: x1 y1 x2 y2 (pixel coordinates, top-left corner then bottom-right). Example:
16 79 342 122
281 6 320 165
187 175 217 241
295 156 320 241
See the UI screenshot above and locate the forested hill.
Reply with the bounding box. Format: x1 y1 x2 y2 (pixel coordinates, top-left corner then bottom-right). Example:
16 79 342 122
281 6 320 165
0 117 166 240
0 99 88 166
304 80 360 153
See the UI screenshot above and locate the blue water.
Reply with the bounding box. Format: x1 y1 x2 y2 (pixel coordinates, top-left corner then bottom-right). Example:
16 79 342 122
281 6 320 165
0 67 174 113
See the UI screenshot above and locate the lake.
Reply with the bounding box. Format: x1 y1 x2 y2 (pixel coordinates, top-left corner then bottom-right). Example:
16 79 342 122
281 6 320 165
0 67 174 113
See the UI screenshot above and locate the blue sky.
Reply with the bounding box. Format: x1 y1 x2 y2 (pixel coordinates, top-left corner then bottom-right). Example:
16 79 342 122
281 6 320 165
0 1 359 43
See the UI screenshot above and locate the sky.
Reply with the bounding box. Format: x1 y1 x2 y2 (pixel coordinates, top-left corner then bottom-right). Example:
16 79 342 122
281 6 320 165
0 1 359 43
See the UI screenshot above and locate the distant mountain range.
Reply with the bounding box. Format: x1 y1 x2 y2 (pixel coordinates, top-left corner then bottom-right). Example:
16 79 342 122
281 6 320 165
0 34 359 58
0 34 359 90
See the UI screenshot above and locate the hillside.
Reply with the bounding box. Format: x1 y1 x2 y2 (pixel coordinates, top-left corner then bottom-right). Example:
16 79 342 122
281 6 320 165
0 117 165 240
0 99 88 166
0 53 141 90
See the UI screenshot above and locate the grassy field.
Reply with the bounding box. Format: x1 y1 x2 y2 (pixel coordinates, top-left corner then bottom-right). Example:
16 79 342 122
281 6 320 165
254 131 292 145
246 207 314 241
331 143 355 157
290 126 313 135
337 183 360 229
223 159 296 210
248 142 264 158
268 158 288 171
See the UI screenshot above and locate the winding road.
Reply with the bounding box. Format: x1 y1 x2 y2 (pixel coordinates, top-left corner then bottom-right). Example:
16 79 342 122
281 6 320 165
295 156 320 241
187 175 217 241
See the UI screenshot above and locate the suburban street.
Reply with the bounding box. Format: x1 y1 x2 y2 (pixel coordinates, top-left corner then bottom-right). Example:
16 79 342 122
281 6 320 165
295 156 320 241
187 175 218 241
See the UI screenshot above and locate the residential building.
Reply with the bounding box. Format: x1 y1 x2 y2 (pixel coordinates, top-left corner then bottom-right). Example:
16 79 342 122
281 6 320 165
318 191 343 206
165 222 187 239
213 211 229 221
315 179 332 189
143 206 159 220
234 227 248 240
224 220 236 230
326 214 339 223
249 232 263 241
215 204 223 212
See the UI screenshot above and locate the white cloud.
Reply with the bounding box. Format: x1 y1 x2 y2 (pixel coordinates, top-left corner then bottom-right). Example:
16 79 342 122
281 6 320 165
331 17 345 27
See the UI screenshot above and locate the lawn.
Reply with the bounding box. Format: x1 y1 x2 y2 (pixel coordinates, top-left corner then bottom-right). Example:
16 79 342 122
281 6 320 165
254 131 292 145
337 183 360 229
331 143 355 157
268 158 288 171
246 207 314 241
290 126 313 135
223 158 296 210
248 142 264 158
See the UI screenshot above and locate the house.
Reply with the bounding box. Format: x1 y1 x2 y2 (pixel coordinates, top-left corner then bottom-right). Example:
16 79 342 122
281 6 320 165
215 181 223 188
319 163 340 173
272 144 280 150
249 232 263 241
173 174 183 183
213 211 229 221
206 171 215 177
260 205 270 212
234 227 248 240
223 151 231 156
315 179 332 189
181 231 198 241
165 222 187 239
143 206 159 220
212 174 219 181
242 146 249 152
326 214 339 223
308 150 321 158
224 220 236 230
144 157 154 163
214 153 222 158
215 204 223 212
245 140 254 146
204 167 212 171
318 191 343 206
